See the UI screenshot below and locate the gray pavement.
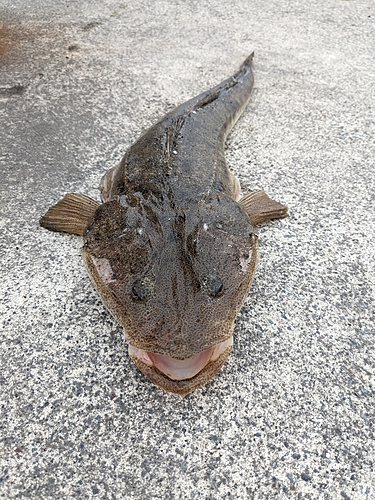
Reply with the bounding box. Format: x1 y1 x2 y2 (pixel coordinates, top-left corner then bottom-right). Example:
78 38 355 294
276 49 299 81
1 0 374 498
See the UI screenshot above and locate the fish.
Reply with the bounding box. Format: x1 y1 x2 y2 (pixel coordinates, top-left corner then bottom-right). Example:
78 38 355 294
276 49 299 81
40 53 288 395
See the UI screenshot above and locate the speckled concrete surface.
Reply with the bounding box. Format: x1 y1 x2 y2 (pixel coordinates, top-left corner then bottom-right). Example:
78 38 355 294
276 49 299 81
1 0 374 498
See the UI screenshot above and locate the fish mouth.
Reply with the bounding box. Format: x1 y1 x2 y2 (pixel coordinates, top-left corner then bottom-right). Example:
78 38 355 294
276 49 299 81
128 337 233 395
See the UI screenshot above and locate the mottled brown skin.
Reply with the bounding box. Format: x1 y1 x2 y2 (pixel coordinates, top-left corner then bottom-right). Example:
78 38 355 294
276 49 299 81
82 194 258 357
40 54 288 395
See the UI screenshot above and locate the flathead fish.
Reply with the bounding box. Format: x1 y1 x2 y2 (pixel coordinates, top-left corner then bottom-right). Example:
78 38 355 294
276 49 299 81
40 53 287 395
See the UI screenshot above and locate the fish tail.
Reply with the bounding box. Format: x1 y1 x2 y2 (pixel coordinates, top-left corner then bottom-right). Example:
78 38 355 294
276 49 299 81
238 52 255 73
218 52 255 140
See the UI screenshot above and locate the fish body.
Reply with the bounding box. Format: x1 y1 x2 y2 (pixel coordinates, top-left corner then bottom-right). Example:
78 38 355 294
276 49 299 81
40 54 287 395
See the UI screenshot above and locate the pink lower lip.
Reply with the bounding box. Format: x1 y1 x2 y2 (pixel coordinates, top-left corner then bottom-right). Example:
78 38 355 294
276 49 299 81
128 337 233 380
148 349 214 380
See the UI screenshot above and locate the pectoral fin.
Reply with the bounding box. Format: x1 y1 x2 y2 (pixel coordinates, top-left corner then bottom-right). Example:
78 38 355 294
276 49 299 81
40 193 100 236
239 191 288 225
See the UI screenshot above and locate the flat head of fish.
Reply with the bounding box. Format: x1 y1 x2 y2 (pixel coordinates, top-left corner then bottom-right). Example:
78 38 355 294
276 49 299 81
81 191 258 393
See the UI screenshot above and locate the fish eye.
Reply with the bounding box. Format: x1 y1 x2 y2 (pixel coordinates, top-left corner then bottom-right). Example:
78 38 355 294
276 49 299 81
131 277 154 302
200 274 223 298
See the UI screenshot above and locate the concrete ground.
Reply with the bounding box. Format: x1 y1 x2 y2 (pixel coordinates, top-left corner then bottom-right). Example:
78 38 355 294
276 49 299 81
1 0 374 498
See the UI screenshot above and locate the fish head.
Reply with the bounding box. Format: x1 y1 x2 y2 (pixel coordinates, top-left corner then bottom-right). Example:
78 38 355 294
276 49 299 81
82 194 257 394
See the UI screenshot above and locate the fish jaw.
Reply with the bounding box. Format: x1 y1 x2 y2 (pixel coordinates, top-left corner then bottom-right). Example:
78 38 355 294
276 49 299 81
128 337 233 395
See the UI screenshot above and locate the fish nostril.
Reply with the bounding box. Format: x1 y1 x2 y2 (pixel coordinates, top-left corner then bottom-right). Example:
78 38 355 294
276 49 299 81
200 274 223 298
131 277 154 301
